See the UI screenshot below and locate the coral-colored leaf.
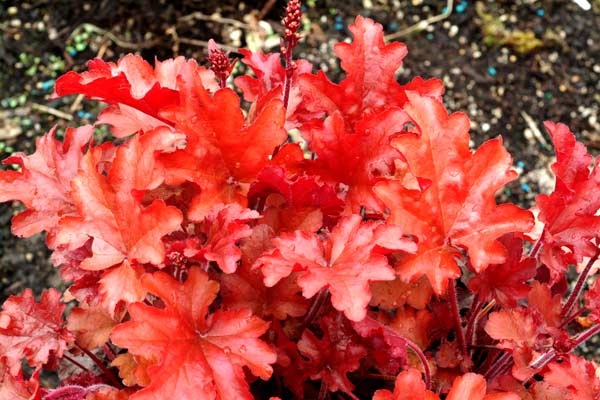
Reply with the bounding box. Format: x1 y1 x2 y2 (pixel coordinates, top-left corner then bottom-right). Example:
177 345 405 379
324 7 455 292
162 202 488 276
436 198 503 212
375 93 533 294
248 165 344 232
584 277 600 323
543 355 600 400
0 361 40 400
256 214 415 321
0 125 92 245
372 368 438 400
485 309 538 351
298 313 367 399
299 16 442 127
55 129 184 271
352 316 410 376
220 264 308 320
53 55 217 136
98 261 146 318
302 108 411 213
0 289 74 375
111 268 276 400
468 234 537 307
446 373 519 400
199 204 260 274
536 122 600 281
66 304 116 350
158 63 287 220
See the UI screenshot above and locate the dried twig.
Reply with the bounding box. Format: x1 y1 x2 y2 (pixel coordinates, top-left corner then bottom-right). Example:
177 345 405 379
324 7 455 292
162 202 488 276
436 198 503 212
385 0 454 41
178 12 250 29
521 111 549 147
71 23 158 50
178 37 237 52
31 103 73 121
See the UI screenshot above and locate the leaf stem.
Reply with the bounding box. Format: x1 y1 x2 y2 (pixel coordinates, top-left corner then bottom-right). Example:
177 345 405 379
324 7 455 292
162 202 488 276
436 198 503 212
448 280 468 363
76 344 122 388
482 351 511 380
282 49 293 111
561 247 600 321
405 339 432 390
317 379 328 400
63 353 91 373
300 289 329 333
528 228 545 259
465 295 482 349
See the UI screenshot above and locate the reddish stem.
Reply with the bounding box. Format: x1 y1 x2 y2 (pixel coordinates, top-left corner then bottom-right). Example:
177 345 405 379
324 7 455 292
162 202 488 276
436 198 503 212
317 379 328 400
63 353 91 373
571 323 600 350
559 306 586 329
282 50 294 110
465 295 482 349
405 339 432 390
561 248 600 321
102 344 116 361
300 289 329 333
528 228 545 259
448 280 468 362
76 344 122 388
482 352 511 380
370 318 432 390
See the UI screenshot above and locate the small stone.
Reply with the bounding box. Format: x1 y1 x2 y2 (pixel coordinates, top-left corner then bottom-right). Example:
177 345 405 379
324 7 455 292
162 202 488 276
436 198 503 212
481 123 490 132
487 67 497 76
7 6 18 15
449 25 459 37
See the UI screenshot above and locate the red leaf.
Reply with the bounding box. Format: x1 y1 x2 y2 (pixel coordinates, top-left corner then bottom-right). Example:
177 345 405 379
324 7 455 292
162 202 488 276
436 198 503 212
158 62 287 219
0 289 74 375
543 355 600 400
234 50 314 129
220 264 308 320
66 304 116 350
584 277 600 323
256 214 416 321
352 316 410 376
485 309 538 351
372 369 437 400
468 234 537 307
55 129 184 271
298 313 367 399
199 204 260 274
98 261 146 318
302 108 411 213
0 361 40 400
536 122 600 281
375 93 533 294
53 55 217 136
446 373 520 400
370 276 433 310
248 165 344 233
298 16 442 127
0 125 92 246
111 268 276 400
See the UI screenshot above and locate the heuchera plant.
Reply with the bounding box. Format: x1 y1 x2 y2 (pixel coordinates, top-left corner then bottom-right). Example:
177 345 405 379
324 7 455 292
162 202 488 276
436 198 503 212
1 2 599 399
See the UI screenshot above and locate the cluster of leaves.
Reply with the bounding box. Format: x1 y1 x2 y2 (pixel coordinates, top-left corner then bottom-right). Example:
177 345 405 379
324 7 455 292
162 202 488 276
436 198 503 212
0 9 599 400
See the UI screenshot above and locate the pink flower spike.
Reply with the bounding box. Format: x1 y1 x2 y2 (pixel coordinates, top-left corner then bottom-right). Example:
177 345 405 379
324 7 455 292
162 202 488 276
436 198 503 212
208 39 237 88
